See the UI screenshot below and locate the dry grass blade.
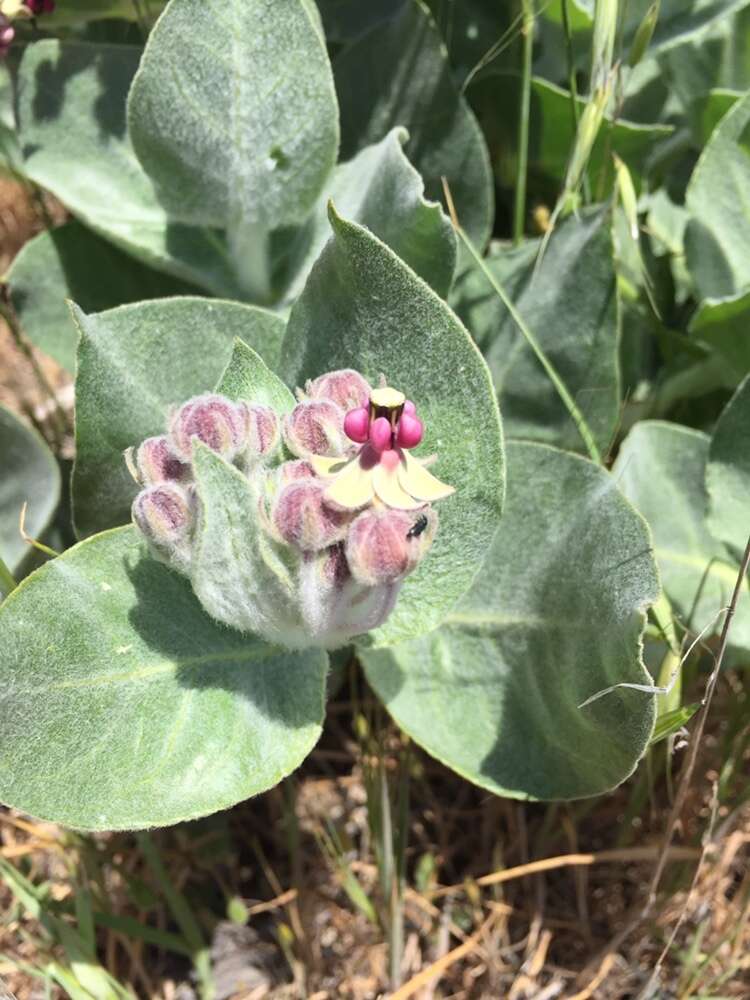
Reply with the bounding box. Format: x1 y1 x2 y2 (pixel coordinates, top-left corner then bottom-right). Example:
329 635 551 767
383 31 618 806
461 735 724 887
389 908 504 1000
431 846 700 898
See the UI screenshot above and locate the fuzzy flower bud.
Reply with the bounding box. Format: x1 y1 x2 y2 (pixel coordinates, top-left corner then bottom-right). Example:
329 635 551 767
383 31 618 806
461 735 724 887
283 399 347 459
132 483 194 565
306 369 372 412
132 435 189 486
346 507 437 586
169 394 248 461
275 459 316 486
273 480 351 551
243 403 280 464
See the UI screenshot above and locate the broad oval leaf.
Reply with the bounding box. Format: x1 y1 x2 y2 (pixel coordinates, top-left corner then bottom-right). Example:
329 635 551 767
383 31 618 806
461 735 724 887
281 206 505 646
706 374 750 557
17 40 242 298
128 0 339 232
8 223 197 373
685 91 750 300
72 297 285 538
452 208 620 455
333 0 494 246
0 527 326 830
0 405 60 579
614 420 750 653
361 441 660 800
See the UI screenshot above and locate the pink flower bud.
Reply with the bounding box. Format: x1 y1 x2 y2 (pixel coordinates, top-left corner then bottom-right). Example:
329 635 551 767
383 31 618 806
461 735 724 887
396 413 423 449
369 416 393 453
132 483 193 548
306 369 371 411
169 394 248 460
344 406 370 444
273 480 351 551
134 435 190 485
275 459 316 486
282 399 347 459
243 403 280 462
403 400 417 416
346 507 437 585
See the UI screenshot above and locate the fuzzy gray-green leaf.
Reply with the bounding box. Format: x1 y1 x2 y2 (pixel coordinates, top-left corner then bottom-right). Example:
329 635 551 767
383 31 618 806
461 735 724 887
0 527 326 830
128 0 339 232
362 441 659 800
614 420 750 653
16 40 242 298
0 405 60 579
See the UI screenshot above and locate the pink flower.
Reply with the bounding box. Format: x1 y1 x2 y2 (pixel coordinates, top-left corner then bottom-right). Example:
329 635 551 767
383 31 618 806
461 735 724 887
311 385 453 512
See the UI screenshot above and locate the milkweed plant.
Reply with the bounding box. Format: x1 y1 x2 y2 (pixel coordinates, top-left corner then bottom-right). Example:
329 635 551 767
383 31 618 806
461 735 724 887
1 0 747 833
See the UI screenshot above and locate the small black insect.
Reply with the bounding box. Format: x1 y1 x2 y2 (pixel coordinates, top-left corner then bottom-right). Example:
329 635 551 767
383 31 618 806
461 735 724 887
407 514 429 539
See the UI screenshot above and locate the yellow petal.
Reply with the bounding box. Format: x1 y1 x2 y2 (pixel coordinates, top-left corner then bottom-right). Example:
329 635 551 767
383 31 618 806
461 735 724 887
323 456 375 510
373 461 423 510
399 450 455 502
310 454 348 477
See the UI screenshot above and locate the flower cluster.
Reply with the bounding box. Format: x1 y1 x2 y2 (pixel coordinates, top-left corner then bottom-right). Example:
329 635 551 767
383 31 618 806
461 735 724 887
0 0 55 57
128 369 454 648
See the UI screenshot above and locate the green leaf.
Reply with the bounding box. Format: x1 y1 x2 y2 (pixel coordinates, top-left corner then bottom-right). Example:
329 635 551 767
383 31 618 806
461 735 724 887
278 128 456 302
471 74 672 197
216 339 296 412
614 421 750 653
452 209 619 456
128 0 339 233
281 205 504 646
690 288 750 377
72 297 285 538
0 527 326 830
361 441 660 800
333 0 494 246
685 90 750 300
16 40 243 298
0 404 60 578
8 222 197 373
706 375 750 557
649 703 700 745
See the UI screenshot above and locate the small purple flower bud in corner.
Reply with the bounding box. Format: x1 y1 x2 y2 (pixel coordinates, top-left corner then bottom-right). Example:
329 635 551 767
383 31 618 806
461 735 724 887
132 483 193 552
346 507 437 586
272 480 351 551
282 399 348 459
169 394 249 461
